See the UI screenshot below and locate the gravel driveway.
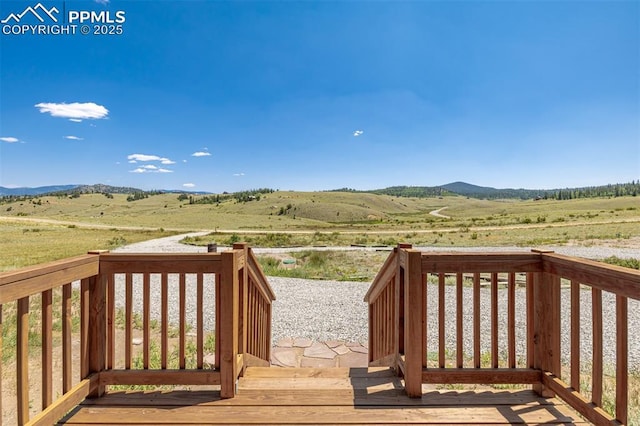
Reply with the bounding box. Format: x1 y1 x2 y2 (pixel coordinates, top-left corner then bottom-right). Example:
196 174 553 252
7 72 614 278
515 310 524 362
113 233 640 369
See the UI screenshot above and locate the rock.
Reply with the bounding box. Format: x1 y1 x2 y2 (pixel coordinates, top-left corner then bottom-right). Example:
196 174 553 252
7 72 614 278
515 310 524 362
332 345 350 356
293 337 313 348
303 342 337 359
271 347 299 367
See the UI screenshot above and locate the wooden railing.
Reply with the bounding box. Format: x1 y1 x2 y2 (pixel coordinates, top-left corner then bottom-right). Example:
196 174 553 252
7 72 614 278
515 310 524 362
365 244 639 425
0 243 275 425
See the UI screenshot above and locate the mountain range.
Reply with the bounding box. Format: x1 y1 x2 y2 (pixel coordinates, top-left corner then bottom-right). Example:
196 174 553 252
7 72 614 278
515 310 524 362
1 181 637 200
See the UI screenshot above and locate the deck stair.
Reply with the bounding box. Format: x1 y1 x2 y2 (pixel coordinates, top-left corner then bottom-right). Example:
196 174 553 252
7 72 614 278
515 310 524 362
58 367 586 425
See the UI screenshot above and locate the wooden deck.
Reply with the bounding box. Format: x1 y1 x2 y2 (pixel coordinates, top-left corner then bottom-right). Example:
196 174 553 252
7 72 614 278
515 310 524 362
57 367 587 425
4 245 635 425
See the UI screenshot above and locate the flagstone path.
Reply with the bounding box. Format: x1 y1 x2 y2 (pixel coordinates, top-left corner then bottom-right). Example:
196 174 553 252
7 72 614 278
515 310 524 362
270 338 369 368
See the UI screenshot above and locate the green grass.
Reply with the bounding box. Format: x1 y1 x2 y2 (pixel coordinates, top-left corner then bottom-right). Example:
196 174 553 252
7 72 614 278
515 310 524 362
602 256 640 270
0 221 179 271
2 192 638 234
257 250 389 281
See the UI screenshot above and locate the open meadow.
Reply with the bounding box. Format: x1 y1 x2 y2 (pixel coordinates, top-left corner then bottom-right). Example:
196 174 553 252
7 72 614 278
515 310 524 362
1 191 639 424
1 191 638 271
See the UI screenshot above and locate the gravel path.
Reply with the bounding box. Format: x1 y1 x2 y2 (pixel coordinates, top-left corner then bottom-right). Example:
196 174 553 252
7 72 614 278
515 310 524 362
113 233 640 369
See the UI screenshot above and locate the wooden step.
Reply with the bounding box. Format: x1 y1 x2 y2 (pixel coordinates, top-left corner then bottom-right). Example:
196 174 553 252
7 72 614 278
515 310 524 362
59 367 588 425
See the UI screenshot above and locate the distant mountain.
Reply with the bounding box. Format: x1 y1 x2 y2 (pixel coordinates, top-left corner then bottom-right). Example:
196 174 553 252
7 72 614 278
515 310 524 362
369 185 451 198
372 181 639 200
0 183 212 197
438 181 543 199
3 181 637 200
0 185 79 196
64 184 145 195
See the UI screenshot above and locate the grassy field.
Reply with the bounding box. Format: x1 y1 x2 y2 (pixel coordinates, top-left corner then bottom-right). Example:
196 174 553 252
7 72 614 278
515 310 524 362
1 191 638 271
0 221 178 271
1 191 639 423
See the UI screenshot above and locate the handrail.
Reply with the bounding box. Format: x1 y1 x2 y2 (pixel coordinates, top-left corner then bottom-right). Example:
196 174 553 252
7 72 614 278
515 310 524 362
0 244 275 425
542 252 640 299
0 253 101 425
0 254 99 303
364 246 401 367
364 245 638 425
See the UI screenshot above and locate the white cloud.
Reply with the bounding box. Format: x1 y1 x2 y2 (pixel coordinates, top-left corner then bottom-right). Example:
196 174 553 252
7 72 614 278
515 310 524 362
129 166 173 174
127 153 176 173
192 151 211 157
353 130 364 137
35 102 109 120
64 135 83 140
183 183 196 188
69 119 82 123
0 137 19 143
127 153 174 163
233 172 245 177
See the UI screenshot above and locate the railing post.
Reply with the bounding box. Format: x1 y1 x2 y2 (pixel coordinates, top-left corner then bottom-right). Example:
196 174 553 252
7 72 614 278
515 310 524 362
533 251 561 397
403 247 424 398
220 247 240 398
395 244 411 368
87 251 108 398
233 243 249 358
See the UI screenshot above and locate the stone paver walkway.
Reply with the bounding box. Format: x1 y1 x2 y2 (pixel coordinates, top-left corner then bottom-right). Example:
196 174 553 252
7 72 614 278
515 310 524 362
271 338 368 368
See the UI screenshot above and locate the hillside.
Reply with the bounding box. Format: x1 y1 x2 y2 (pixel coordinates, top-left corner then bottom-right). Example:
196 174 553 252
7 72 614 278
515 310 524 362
2 180 638 201
0 184 79 196
369 181 639 200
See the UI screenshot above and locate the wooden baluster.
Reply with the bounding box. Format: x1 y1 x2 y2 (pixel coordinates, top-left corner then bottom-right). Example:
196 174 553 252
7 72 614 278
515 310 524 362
125 273 133 369
62 283 73 392
42 289 53 409
473 273 480 368
507 272 516 368
161 273 168 369
179 274 186 369
0 304 3 418
438 273 445 368
80 278 90 379
107 274 115 370
197 273 204 369
526 272 534 369
143 273 150 370
592 288 603 407
491 272 498 368
266 292 272 363
215 273 221 370
616 295 628 424
397 267 404 359
17 296 29 424
570 280 580 390
456 273 463 368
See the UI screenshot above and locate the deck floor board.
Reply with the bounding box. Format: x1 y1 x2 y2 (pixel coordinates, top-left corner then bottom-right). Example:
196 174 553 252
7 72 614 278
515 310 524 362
58 367 588 425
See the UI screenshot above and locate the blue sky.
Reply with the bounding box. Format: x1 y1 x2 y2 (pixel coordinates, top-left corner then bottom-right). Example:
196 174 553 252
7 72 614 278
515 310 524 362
1 0 638 193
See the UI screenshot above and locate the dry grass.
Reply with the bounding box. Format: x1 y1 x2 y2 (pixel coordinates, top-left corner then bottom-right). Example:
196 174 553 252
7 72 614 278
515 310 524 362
0 221 178 271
